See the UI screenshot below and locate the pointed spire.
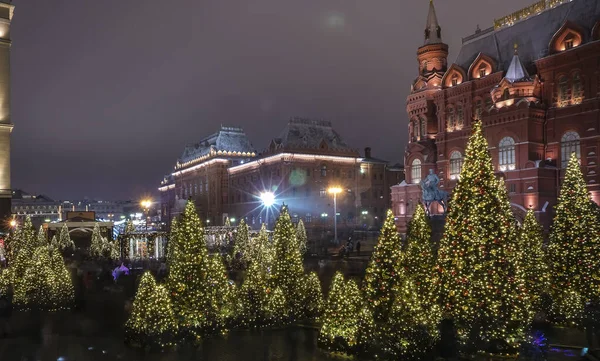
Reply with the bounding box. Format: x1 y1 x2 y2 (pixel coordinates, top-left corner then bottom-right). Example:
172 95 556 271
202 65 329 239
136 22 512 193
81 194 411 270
505 43 530 82
424 0 442 45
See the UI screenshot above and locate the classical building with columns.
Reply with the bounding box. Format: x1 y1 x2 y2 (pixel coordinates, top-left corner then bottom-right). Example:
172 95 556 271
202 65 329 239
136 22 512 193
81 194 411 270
0 2 13 224
160 118 402 232
392 0 600 233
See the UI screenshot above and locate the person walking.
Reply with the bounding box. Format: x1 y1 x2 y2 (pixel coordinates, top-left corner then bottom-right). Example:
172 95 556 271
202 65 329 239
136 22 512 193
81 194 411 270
356 240 361 256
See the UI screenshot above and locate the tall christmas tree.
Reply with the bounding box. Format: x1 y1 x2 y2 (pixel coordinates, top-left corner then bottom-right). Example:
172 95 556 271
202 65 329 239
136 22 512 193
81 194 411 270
270 206 306 319
249 223 273 267
58 223 75 251
9 217 37 281
363 209 403 322
404 204 435 304
519 210 550 311
318 272 363 352
13 246 53 309
548 155 600 321
48 247 74 309
239 252 271 327
296 219 308 255
436 121 530 349
204 254 235 332
125 272 178 348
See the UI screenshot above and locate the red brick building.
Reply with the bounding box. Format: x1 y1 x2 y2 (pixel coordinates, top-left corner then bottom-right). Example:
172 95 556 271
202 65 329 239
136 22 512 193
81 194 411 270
160 119 403 231
392 0 600 233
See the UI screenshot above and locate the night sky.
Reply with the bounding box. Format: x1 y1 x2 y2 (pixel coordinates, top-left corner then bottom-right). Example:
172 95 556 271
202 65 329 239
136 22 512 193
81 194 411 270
10 0 525 201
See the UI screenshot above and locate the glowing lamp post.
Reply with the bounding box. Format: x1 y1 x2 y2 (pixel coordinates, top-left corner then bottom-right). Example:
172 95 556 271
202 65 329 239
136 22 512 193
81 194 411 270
260 191 276 229
328 187 342 244
140 199 152 231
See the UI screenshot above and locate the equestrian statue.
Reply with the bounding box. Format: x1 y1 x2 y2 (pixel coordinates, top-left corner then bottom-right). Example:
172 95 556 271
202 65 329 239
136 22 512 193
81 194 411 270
420 169 449 216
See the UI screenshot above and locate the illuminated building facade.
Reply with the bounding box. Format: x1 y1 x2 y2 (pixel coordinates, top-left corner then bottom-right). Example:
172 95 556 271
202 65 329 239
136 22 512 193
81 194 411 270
392 0 600 233
0 2 13 224
160 118 402 230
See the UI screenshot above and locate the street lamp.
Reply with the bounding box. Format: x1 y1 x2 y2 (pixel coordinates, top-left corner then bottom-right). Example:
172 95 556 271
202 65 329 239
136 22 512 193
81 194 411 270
140 199 152 232
328 187 342 244
260 191 276 229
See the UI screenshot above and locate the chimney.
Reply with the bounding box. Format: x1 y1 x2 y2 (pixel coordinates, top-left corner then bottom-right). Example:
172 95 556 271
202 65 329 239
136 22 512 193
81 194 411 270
364 147 372 158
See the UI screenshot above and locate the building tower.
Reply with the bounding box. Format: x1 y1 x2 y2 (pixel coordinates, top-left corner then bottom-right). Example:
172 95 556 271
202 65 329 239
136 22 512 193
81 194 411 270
0 2 13 223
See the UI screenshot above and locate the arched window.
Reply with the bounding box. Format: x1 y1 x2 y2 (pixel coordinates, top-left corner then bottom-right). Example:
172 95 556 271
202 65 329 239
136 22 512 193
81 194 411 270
420 117 427 138
321 165 327 177
572 72 583 103
561 131 580 168
449 151 463 180
411 159 422 184
474 99 483 120
451 74 458 87
479 63 487 78
558 75 569 105
456 104 464 128
499 137 516 171
414 119 420 139
447 107 455 130
502 88 510 101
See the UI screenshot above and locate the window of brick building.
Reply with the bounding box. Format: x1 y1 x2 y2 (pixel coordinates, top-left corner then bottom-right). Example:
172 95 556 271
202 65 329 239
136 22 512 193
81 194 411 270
449 151 463 179
572 72 583 104
305 213 312 223
558 75 569 105
561 131 580 168
499 137 516 171
474 99 483 120
320 187 326 197
447 107 455 130
321 165 327 177
456 104 464 128
411 159 422 184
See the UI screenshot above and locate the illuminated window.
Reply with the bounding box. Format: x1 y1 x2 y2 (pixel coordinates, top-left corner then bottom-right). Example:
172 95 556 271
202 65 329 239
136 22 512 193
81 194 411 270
320 187 326 197
456 104 464 128
414 119 420 139
449 151 463 180
305 213 312 223
420 117 427 138
479 63 487 78
447 107 455 130
321 165 327 177
475 99 483 120
564 34 574 50
561 131 580 168
451 75 458 86
558 75 569 104
499 137 516 171
411 159 422 184
502 88 510 101
572 72 583 103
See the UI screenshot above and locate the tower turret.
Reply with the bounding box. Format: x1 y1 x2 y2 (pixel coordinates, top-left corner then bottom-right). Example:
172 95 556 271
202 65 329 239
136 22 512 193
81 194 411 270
415 0 448 89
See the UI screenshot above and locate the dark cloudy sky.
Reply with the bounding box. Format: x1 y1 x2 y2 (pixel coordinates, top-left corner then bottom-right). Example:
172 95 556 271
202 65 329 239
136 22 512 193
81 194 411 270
10 0 525 200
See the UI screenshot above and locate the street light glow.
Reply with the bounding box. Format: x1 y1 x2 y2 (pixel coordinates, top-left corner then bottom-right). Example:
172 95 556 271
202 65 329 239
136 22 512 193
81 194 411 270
140 199 152 209
260 192 276 207
9 219 16 228
328 187 342 194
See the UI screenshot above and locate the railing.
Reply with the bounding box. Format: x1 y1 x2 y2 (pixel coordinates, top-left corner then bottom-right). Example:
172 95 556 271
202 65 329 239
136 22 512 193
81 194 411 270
494 0 571 30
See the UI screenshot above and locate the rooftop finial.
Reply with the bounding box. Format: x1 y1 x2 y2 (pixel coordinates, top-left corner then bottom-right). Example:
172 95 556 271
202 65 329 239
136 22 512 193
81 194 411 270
424 0 442 45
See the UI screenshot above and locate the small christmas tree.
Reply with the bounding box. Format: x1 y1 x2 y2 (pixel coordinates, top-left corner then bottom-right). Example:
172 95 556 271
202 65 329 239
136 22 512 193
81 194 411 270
125 272 178 348
48 247 74 309
548 155 600 321
36 226 47 247
239 253 271 327
58 223 75 251
270 207 305 319
233 219 251 263
266 286 288 326
303 272 323 319
296 219 308 255
204 254 235 332
519 210 550 311
89 223 106 258
13 246 53 309
249 223 273 267
404 204 435 305
318 272 362 352
363 209 403 322
225 217 231 227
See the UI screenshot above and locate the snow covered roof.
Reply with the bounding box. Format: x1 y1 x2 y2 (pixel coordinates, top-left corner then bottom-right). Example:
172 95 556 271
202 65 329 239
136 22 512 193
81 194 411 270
180 126 255 163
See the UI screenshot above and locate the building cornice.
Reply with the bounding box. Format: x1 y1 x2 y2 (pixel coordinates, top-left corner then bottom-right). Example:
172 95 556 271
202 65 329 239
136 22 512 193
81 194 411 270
227 152 362 175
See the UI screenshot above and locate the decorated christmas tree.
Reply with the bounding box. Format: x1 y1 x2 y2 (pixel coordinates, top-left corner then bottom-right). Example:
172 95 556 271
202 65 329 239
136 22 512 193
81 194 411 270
225 217 231 227
125 272 178 348
36 226 47 247
266 286 288 326
303 272 324 319
384 275 441 359
436 121 530 350
270 206 306 319
249 223 273 267
548 155 600 321
89 223 106 258
13 246 53 309
204 254 235 332
518 210 550 311
318 272 362 352
404 204 434 304
363 209 403 322
238 252 271 327
233 219 251 263
9 217 37 280
296 219 308 255
48 247 74 309
58 223 74 251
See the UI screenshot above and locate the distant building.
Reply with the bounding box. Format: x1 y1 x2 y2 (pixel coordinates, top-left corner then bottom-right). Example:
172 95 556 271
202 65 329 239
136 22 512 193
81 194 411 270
11 190 61 228
159 118 405 231
392 0 600 233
